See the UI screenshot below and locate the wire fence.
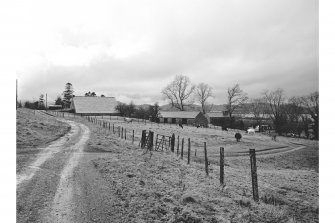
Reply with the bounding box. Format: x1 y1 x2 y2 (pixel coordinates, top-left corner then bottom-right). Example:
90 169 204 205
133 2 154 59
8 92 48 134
47 110 306 203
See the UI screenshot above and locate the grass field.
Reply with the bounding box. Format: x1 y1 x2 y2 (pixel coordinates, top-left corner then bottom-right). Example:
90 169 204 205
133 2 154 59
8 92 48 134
38 112 318 222
91 116 313 160
16 109 70 172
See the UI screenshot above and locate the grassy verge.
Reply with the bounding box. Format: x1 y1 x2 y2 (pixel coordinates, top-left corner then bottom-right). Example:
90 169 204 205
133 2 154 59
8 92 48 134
73 116 319 223
16 108 70 172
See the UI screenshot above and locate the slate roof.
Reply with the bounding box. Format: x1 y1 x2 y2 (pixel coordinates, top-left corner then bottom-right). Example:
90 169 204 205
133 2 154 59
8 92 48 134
71 96 118 114
206 111 228 118
159 111 201 119
206 112 226 118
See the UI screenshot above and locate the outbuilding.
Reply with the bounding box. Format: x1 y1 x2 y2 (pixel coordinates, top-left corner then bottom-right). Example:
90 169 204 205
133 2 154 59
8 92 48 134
70 96 119 116
205 111 230 127
158 111 208 127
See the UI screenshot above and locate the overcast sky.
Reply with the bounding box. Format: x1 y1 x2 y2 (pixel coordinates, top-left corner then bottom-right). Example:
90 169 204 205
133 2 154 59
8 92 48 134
7 0 318 105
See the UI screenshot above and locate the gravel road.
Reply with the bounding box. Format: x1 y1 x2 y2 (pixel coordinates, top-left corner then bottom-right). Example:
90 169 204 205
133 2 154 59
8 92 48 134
17 119 117 223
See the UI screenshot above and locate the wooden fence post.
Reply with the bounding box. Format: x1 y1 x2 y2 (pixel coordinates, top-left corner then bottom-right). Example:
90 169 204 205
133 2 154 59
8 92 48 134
148 131 154 150
125 128 127 140
250 149 259 202
132 130 134 144
118 126 120 137
195 149 197 157
121 127 123 139
113 124 115 134
181 138 184 159
109 123 110 131
155 134 158 149
204 142 208 176
141 130 146 149
187 138 191 164
171 134 175 152
220 147 224 185
177 136 180 155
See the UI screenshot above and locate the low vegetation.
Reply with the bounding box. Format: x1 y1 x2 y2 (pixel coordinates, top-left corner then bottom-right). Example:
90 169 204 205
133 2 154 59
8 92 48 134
16 108 70 172
71 114 319 222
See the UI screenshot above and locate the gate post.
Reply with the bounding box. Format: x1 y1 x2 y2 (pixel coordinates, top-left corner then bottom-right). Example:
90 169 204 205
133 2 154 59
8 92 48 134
141 130 146 149
181 138 184 159
171 134 175 152
148 131 154 150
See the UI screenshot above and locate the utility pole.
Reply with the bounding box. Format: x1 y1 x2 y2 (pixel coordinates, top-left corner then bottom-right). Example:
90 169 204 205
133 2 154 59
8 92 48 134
16 79 18 110
45 93 48 111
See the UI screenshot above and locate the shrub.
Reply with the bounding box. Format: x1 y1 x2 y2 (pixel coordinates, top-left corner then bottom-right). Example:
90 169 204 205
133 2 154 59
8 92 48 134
235 133 242 142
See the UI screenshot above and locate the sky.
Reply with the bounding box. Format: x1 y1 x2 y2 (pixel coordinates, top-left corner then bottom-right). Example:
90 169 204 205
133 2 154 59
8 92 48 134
4 0 318 105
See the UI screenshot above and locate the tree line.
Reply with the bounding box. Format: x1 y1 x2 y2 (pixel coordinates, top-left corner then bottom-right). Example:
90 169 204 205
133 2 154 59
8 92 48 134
23 83 75 110
115 102 160 122
21 78 318 139
161 75 318 139
23 83 107 110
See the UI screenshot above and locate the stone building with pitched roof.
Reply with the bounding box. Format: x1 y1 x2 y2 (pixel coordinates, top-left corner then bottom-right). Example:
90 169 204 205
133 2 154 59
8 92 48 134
158 111 208 127
70 96 119 116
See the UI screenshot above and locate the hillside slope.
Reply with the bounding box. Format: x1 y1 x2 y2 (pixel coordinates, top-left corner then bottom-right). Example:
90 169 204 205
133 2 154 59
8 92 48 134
16 109 70 150
16 108 70 172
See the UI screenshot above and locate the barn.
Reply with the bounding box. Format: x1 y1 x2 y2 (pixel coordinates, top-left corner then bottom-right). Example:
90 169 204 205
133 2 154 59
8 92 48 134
70 96 119 116
205 111 230 127
158 111 208 127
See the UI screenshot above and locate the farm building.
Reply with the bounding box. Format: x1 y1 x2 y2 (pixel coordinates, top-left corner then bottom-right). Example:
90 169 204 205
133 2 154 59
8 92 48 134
158 111 208 127
205 111 230 126
70 96 119 116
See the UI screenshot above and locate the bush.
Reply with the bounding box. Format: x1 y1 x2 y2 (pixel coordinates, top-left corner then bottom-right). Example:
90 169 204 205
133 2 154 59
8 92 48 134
235 133 242 142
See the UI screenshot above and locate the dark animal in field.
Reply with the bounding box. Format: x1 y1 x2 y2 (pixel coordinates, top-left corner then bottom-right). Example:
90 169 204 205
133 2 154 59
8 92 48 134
179 123 183 128
235 132 242 142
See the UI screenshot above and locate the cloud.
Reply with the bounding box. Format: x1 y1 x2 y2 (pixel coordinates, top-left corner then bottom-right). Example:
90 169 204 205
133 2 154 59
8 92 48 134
12 0 318 105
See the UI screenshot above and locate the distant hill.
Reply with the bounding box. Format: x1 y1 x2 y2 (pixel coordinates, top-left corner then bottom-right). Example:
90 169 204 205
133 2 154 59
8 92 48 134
118 101 311 117
159 103 202 111
135 104 152 110
159 103 229 112
158 103 258 114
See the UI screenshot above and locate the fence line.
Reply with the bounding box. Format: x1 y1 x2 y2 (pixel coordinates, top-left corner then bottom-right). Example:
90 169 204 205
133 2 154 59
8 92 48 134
48 111 277 202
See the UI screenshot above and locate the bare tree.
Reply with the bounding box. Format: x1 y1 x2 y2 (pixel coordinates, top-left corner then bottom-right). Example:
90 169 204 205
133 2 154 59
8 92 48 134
262 89 286 134
250 98 267 124
226 84 248 124
301 91 319 139
285 96 305 137
161 75 195 111
195 82 214 114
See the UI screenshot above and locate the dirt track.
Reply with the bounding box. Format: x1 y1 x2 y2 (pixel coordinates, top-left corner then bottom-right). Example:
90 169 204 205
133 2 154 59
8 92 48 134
16 117 114 222
16 112 318 222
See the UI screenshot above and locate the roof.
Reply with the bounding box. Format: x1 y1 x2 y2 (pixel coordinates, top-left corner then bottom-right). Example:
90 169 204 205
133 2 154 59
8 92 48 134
48 104 62 107
71 96 118 114
159 111 201 119
206 112 226 118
